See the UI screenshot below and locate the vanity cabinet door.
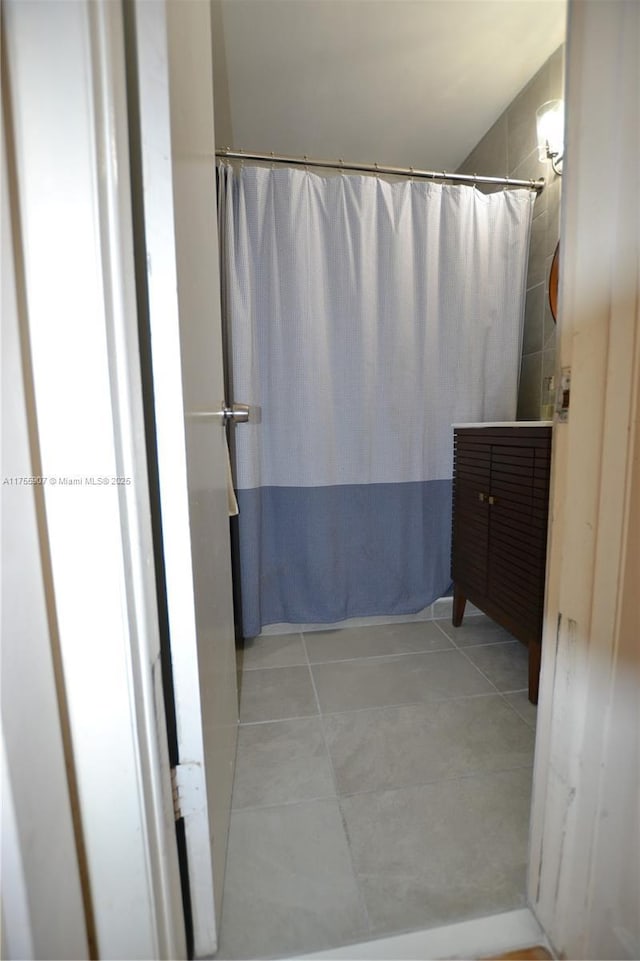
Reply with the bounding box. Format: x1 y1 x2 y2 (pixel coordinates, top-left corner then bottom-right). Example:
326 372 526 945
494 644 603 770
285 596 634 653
487 443 547 642
451 432 491 600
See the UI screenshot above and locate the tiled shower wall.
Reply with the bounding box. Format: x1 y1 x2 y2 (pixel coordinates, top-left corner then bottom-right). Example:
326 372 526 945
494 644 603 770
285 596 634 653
458 45 564 420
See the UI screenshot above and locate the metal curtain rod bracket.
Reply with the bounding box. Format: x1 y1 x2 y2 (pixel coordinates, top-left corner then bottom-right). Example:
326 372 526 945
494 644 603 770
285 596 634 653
216 148 545 193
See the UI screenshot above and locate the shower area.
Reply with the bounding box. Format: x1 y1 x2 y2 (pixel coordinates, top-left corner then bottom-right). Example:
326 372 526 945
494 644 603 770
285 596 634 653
219 159 534 638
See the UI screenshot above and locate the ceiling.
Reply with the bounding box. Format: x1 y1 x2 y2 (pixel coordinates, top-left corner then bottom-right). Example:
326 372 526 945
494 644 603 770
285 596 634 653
211 0 566 173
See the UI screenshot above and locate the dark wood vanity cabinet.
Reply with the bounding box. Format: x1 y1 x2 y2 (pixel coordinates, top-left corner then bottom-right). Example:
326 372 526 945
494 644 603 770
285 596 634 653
451 425 552 703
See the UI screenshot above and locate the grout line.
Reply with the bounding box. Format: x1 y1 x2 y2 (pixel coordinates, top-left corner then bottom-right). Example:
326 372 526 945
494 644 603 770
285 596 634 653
501 691 538 729
231 792 338 815
238 690 536 727
229 761 535 815
449 638 522 650
239 710 320 726
302 634 323 717
312 691 510 721
238 690 515 727
303 645 455 668
431 619 516 648
243 630 476 672
307 644 509 670
320 689 532 721
432 620 537 726
242 644 453 671
242 624 505 671
242 659 309 672
432 620 506 696
241 642 516 673
302 632 374 937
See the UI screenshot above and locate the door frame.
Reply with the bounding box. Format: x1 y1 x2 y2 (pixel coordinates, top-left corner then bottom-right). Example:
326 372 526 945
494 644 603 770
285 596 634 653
2 1 185 957
527 2 639 957
122 0 219 952
123 0 239 955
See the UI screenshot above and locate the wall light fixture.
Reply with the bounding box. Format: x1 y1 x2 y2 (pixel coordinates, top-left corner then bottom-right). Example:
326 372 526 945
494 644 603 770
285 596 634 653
536 99 564 175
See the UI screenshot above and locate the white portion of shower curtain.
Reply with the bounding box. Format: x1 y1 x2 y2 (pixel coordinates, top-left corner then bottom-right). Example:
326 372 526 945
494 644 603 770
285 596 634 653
219 164 533 637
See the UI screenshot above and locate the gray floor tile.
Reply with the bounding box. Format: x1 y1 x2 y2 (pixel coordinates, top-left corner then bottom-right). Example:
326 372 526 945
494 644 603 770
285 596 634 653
239 665 318 723
241 633 306 670
505 691 538 729
311 650 493 715
431 597 454 619
464 641 530 692
305 621 453 664
432 599 484 619
341 768 532 936
436 614 515 647
323 696 534 796
232 717 335 809
217 800 369 959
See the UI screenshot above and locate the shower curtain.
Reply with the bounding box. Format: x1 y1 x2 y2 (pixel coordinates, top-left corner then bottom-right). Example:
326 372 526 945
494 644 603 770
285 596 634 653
218 163 533 638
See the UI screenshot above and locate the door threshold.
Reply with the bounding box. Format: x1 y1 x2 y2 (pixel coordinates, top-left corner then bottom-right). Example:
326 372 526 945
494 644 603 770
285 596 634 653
290 908 550 961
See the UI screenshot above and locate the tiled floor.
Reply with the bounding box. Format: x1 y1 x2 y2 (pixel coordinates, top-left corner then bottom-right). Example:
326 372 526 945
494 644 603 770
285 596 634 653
217 615 537 960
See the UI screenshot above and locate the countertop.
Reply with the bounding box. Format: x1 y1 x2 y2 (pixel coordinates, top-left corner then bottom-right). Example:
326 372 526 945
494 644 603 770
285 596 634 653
452 421 553 428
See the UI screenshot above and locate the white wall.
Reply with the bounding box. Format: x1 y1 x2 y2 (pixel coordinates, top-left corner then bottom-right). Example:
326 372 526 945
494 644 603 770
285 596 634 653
211 0 565 171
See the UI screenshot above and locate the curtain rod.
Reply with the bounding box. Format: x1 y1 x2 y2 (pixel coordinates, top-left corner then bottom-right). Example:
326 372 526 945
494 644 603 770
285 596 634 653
216 148 545 193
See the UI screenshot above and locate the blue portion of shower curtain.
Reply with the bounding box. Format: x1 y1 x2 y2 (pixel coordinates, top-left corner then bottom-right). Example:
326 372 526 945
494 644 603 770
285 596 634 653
218 163 533 637
236 480 452 637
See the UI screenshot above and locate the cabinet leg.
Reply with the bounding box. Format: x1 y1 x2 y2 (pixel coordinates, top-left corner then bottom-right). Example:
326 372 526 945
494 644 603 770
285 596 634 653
528 639 541 705
452 586 466 627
